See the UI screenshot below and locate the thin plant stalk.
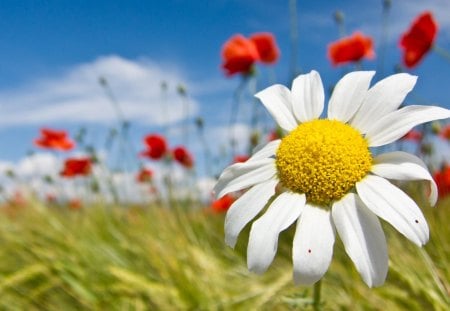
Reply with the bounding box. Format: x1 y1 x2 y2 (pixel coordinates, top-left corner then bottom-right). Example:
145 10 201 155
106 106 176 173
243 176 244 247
228 78 248 157
433 45 450 64
178 85 190 149
99 77 139 174
289 0 300 79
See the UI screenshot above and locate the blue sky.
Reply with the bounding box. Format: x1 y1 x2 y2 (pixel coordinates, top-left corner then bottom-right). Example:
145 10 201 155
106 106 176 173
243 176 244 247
0 0 449 177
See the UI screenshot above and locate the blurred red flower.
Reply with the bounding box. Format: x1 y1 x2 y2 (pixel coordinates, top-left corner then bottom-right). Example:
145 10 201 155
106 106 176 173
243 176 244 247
136 168 153 183
221 33 279 76
172 146 194 168
221 34 260 76
140 134 168 160
249 32 280 64
211 194 235 213
400 11 437 68
439 124 450 140
268 127 283 141
68 198 82 210
60 157 92 178
328 32 375 66
401 129 423 142
433 166 450 198
233 155 250 163
34 128 75 151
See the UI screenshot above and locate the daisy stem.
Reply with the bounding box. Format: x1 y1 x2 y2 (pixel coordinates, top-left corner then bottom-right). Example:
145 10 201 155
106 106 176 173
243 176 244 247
312 279 322 311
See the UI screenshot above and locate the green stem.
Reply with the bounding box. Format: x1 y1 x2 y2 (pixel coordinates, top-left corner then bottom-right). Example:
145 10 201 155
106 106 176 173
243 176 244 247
289 0 300 79
418 247 449 304
433 45 450 63
312 279 322 311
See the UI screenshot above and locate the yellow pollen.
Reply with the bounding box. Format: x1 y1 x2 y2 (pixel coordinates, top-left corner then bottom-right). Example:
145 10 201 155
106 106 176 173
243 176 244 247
276 119 372 206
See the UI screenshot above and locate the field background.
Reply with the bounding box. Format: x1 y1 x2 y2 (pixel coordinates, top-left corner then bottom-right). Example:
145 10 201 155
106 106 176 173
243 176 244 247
0 190 448 311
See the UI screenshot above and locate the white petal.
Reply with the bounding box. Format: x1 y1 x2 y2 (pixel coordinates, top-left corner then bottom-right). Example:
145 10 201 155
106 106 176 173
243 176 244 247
291 70 325 122
225 179 278 248
214 158 276 198
247 192 305 274
255 85 297 131
351 73 417 133
332 193 388 287
248 140 280 162
372 151 438 206
292 204 335 285
356 175 429 246
365 105 450 147
328 71 375 123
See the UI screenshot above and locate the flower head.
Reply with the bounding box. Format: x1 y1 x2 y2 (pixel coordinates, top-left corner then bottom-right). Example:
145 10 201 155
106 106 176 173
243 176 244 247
221 35 260 76
328 32 375 66
60 157 92 178
140 134 168 160
172 146 194 168
400 11 437 68
233 155 250 163
401 129 423 142
439 124 450 140
249 33 280 64
136 168 153 183
433 165 450 198
34 128 75 151
211 194 235 213
221 33 279 76
215 70 450 287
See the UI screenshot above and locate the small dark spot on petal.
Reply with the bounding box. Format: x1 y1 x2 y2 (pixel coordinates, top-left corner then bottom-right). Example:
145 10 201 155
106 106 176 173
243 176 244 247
308 249 312 253
415 219 419 224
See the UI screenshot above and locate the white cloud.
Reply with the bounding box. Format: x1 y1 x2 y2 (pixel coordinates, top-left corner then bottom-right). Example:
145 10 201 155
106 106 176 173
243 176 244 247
0 55 198 127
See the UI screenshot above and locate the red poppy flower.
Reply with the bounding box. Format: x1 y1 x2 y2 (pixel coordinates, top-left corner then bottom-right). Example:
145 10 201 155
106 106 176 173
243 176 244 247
400 11 437 68
172 146 194 168
211 194 235 213
34 128 75 151
328 32 375 66
68 198 82 210
221 34 260 76
60 157 92 178
136 168 153 183
233 155 250 163
267 127 283 141
433 166 450 198
439 124 450 140
249 32 280 64
140 134 167 160
401 129 423 142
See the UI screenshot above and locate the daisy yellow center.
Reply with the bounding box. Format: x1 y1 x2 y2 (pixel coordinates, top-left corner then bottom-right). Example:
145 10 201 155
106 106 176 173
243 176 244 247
276 119 372 206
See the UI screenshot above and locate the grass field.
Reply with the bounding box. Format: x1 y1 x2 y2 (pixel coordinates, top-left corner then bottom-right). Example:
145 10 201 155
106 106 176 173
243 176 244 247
0 192 448 310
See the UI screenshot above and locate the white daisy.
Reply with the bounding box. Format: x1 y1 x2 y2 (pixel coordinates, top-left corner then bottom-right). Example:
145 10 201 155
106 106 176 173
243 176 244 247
214 70 450 287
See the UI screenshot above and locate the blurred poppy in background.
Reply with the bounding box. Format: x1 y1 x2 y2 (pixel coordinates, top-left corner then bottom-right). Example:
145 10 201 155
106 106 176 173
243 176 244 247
211 194 235 213
233 155 250 163
439 124 450 140
172 146 194 168
34 128 75 151
401 129 423 142
328 32 375 66
249 32 280 64
221 32 279 76
140 134 168 160
433 165 450 197
136 168 153 183
60 157 92 178
400 11 437 68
